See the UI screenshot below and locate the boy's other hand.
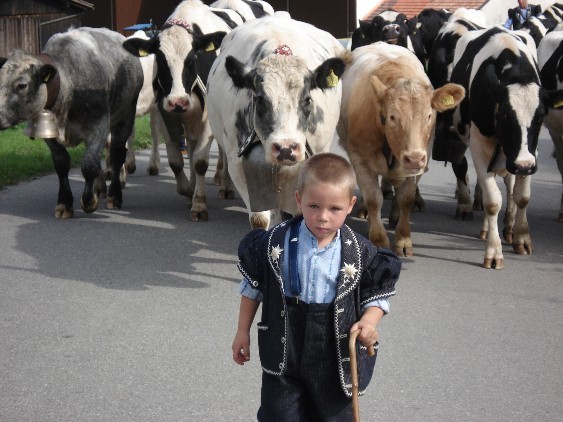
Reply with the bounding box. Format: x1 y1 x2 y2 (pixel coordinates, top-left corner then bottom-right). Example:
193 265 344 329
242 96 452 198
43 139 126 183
350 321 379 348
232 330 251 365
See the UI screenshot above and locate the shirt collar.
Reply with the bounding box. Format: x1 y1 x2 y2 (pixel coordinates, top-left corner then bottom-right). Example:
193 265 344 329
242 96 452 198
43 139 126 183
300 219 341 249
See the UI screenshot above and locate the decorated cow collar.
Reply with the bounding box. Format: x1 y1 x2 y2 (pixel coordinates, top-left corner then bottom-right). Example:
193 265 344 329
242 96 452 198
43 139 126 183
162 18 192 32
36 53 60 110
274 45 293 56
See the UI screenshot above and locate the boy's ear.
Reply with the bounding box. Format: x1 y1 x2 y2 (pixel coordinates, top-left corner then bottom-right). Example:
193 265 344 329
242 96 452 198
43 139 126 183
348 195 357 213
295 190 301 208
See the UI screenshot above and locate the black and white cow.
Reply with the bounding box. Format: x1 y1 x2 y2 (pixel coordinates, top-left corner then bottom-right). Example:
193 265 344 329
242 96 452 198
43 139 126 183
427 10 486 220
415 8 452 62
351 10 425 64
123 0 233 222
0 27 143 218
450 26 563 269
538 29 563 221
207 14 346 229
210 0 274 21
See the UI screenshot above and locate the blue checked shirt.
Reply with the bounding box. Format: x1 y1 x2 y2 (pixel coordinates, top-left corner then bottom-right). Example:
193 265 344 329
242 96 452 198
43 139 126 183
239 220 390 313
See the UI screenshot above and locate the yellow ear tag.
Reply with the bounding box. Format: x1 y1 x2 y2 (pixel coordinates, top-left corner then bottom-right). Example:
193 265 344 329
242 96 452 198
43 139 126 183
205 42 215 52
554 99 563 108
43 74 50 83
326 69 339 87
139 49 148 57
442 95 454 106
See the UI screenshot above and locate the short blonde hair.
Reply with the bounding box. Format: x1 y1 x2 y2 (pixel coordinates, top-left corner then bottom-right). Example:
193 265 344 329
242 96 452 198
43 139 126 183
297 153 357 197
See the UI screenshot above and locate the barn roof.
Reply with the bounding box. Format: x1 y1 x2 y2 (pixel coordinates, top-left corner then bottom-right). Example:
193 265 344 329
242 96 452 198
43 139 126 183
362 0 490 20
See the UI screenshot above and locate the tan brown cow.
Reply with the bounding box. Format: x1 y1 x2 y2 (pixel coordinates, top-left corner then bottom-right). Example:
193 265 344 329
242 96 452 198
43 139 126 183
337 42 465 256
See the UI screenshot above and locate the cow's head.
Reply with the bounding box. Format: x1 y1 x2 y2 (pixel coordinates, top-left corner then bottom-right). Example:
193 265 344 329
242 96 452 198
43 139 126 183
484 65 563 175
0 50 57 130
371 73 465 176
226 52 345 165
123 25 225 113
354 11 410 50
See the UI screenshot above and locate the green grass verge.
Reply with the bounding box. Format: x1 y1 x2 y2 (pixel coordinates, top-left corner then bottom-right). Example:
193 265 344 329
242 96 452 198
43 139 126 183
0 115 154 190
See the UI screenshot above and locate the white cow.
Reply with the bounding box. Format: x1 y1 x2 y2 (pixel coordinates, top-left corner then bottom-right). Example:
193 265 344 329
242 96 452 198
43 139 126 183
207 14 346 229
210 0 274 20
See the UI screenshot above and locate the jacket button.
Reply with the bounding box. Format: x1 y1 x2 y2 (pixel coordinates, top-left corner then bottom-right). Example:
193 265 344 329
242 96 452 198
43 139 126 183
281 310 285 317
279 363 284 369
281 337 286 344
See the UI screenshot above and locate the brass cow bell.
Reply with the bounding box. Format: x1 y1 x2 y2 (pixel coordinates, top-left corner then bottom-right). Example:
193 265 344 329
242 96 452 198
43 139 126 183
24 109 58 139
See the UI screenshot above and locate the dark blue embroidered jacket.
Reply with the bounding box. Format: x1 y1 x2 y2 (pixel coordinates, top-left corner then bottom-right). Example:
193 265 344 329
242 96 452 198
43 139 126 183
238 216 400 397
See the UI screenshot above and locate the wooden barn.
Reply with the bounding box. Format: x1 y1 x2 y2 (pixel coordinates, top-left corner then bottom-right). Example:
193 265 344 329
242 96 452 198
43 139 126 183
0 0 94 57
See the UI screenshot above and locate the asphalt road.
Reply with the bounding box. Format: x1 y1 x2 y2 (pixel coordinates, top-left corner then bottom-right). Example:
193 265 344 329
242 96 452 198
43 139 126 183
0 131 561 422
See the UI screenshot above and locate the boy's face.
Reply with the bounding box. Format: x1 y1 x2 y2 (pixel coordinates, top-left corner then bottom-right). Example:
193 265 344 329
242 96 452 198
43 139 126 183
295 182 356 249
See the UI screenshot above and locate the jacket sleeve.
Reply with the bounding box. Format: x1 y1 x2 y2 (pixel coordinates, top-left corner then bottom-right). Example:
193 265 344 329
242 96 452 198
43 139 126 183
359 244 401 306
237 229 268 290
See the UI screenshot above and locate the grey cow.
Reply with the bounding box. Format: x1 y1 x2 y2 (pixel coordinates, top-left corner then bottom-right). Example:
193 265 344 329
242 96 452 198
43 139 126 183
0 27 143 218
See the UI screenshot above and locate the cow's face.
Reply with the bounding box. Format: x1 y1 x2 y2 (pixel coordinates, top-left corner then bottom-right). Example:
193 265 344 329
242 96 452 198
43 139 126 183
226 54 345 165
372 76 464 175
369 12 410 47
0 50 55 129
123 27 224 114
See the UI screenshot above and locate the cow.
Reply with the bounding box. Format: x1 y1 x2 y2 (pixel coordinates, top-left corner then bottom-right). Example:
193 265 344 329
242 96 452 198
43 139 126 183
207 14 346 229
450 26 563 269
415 8 452 62
0 27 143 218
538 29 563 221
123 0 234 222
337 42 465 257
210 0 274 20
105 30 162 187
351 10 425 64
427 11 486 220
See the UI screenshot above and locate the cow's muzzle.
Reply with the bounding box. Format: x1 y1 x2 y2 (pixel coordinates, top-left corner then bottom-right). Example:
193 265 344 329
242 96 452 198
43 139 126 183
272 142 300 163
507 161 537 175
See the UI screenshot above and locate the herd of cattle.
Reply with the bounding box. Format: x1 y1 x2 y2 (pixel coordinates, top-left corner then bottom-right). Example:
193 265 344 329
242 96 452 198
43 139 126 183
1 0 563 270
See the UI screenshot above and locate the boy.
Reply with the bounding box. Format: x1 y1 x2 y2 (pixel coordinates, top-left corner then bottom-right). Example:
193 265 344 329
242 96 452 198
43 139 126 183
504 0 542 30
232 153 401 421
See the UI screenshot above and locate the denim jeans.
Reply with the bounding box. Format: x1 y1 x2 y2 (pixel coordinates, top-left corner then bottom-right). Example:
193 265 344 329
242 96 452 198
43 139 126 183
257 300 353 422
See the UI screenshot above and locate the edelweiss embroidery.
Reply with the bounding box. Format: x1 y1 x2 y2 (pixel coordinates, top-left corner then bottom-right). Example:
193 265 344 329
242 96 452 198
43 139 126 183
341 262 358 279
270 245 283 261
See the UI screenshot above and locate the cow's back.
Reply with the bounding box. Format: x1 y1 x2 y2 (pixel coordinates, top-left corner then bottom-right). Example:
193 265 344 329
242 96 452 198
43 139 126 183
44 27 142 121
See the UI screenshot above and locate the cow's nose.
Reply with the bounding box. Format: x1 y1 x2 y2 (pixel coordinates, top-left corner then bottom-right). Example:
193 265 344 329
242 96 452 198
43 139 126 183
273 143 297 162
403 151 427 172
384 24 400 37
514 155 536 171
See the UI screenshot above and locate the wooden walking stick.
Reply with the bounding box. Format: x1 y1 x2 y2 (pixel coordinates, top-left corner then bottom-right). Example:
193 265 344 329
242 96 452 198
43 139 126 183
349 329 376 422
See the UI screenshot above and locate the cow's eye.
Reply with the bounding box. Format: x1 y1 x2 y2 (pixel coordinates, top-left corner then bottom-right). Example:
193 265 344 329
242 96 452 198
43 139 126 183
16 83 27 91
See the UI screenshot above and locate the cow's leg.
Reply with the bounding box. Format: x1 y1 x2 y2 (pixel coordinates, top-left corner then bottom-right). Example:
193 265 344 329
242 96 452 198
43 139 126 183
187 122 214 222
473 180 484 211
452 157 473 220
79 130 107 213
147 105 161 176
501 174 516 243
511 174 533 255
348 149 389 247
124 127 136 176
391 176 417 257
218 147 236 199
107 111 136 210
550 131 563 221
160 108 191 199
214 143 224 186
44 139 74 219
381 177 394 199
470 131 504 269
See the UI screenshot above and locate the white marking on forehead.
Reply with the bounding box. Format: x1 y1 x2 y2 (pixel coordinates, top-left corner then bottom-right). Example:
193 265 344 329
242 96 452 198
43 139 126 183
508 83 539 129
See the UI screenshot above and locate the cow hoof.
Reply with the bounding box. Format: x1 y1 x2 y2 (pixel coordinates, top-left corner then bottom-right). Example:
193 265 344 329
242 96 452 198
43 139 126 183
479 230 487 240
213 172 222 186
81 195 99 214
147 166 159 176
106 197 122 210
190 210 209 222
483 257 504 270
126 162 136 175
55 204 74 219
455 209 473 221
502 228 513 243
512 239 532 255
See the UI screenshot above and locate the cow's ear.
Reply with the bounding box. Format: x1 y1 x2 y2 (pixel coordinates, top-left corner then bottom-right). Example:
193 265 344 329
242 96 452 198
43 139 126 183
123 37 157 58
0 57 7 69
193 31 227 53
544 89 563 110
432 82 465 112
311 58 346 90
225 56 253 89
370 75 388 101
358 20 371 31
39 64 57 84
